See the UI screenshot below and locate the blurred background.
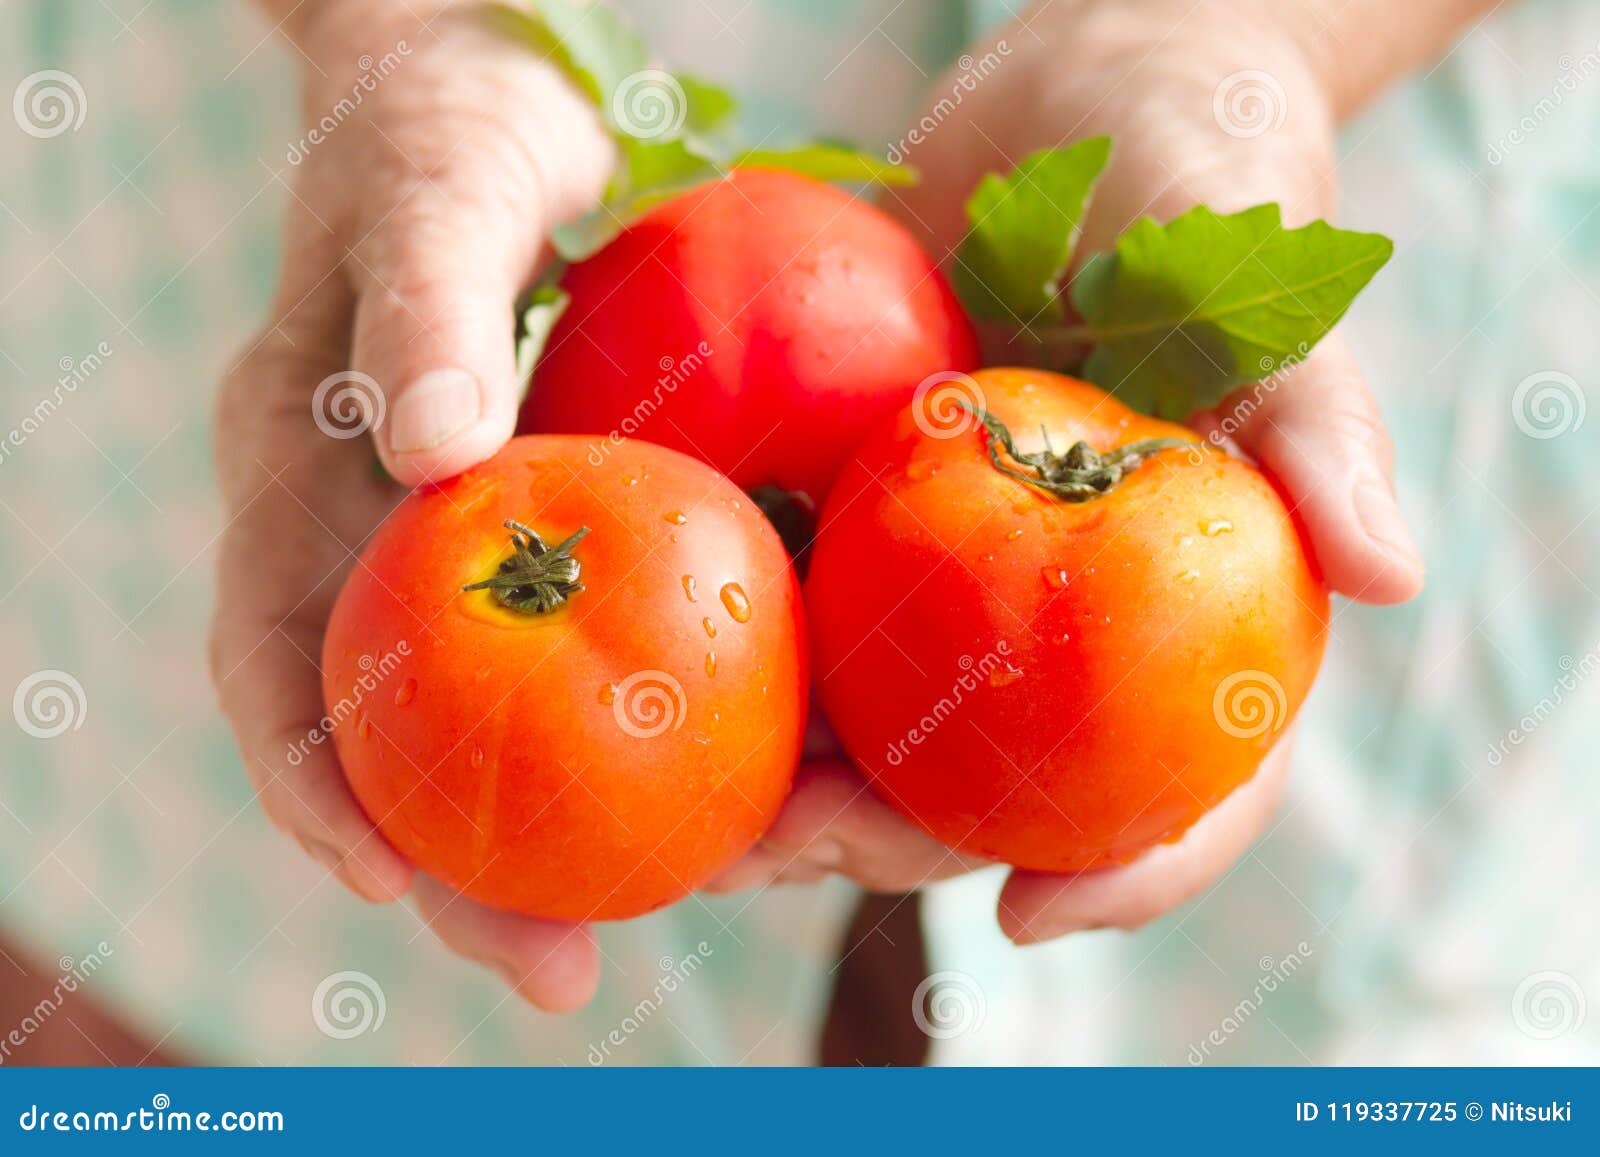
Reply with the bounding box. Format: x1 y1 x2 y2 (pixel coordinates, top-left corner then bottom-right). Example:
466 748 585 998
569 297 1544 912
1 0 1597 1065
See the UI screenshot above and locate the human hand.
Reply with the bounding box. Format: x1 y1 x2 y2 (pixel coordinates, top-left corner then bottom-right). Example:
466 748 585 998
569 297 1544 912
210 0 612 1009
710 0 1442 941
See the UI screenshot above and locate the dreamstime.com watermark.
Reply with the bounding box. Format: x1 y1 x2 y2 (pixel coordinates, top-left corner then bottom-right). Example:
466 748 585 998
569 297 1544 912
912 970 988 1039
1212 669 1288 740
286 642 411 766
610 669 688 739
17 1095 282 1134
12 669 88 739
1184 344 1311 465
585 942 713 1064
286 43 413 165
611 69 687 140
1187 941 1314 1064
312 970 387 1040
586 341 713 465
884 642 1016 768
1511 970 1587 1040
1487 39 1600 165
1510 370 1586 439
1485 644 1600 767
13 69 87 138
886 41 1012 165
0 942 114 1064
910 369 987 440
312 370 385 439
1213 69 1287 139
0 341 113 468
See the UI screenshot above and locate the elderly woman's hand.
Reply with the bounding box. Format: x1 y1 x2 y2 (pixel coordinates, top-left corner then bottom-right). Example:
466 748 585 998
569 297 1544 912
210 0 612 1010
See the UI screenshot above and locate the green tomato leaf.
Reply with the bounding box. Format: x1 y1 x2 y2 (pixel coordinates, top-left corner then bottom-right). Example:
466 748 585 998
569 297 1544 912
734 144 917 186
1071 203 1394 418
515 285 570 388
677 73 739 142
953 137 1112 327
486 1 648 108
553 136 721 260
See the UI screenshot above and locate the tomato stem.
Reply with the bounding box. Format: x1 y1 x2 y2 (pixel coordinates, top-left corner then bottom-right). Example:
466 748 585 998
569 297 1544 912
749 484 817 573
462 520 590 614
962 404 1189 502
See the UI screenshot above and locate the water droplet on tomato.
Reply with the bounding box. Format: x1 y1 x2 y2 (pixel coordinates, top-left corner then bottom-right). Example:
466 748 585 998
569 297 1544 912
1052 632 1071 645
1042 566 1069 590
702 617 717 639
599 682 617 705
1006 528 1024 541
663 510 687 525
1178 569 1200 584
1201 518 1234 536
905 458 938 482
719 582 751 623
705 651 717 677
470 744 485 769
356 712 370 740
988 666 1025 688
682 575 697 602
394 677 417 707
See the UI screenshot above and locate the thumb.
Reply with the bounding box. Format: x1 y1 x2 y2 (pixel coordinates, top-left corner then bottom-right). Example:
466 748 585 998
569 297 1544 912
1213 338 1424 605
349 178 531 486
347 77 611 485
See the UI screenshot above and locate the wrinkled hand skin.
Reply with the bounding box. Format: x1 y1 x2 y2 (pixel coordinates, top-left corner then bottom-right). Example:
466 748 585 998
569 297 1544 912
709 0 1463 948
211 0 612 1012
213 0 1457 1019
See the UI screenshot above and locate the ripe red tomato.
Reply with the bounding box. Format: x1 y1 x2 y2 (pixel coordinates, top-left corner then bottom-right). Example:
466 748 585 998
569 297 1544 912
806 369 1328 872
518 168 980 507
322 436 806 921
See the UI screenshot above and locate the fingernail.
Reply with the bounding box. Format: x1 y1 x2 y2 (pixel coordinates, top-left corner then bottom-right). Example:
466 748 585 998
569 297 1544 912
1354 478 1422 571
387 368 480 454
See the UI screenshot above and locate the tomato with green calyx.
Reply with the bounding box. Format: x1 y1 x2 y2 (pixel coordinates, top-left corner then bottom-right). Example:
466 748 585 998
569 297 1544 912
806 369 1328 872
323 435 806 921
518 168 980 510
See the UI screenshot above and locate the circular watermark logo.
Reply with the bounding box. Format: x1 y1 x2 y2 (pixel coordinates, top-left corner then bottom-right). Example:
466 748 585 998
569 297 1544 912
13 669 87 739
1212 670 1287 739
911 970 987 1039
612 669 687 739
611 70 687 140
13 70 87 139
911 371 987 439
311 970 387 1039
1511 970 1586 1040
311 371 385 439
1511 371 1585 440
1212 70 1286 140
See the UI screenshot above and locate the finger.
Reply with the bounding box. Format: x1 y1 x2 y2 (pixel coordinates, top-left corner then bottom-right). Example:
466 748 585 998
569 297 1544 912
1222 338 1424 604
410 875 599 1013
212 603 416 905
704 760 985 895
998 739 1293 944
345 40 612 485
211 365 417 903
